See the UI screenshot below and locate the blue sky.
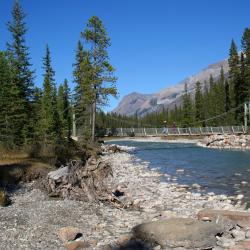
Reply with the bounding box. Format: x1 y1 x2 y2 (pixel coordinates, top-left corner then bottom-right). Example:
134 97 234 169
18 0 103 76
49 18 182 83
1 0 250 111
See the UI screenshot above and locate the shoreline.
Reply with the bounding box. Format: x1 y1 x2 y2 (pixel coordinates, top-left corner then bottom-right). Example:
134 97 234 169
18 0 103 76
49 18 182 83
0 146 247 249
105 136 199 144
105 135 250 151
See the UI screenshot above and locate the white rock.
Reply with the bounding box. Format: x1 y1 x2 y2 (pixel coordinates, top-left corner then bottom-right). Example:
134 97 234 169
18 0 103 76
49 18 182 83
236 194 244 200
176 169 184 173
231 229 245 241
217 237 235 248
246 230 250 239
192 183 201 189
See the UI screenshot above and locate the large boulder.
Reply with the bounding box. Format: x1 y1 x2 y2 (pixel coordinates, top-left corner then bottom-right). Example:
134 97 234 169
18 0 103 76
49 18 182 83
198 209 250 229
132 218 223 249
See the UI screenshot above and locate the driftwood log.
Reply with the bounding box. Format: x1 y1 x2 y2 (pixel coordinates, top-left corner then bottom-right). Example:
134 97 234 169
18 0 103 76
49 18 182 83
44 156 113 202
206 138 224 146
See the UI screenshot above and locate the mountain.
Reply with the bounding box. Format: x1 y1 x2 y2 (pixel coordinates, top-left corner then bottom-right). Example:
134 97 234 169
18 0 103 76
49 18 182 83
113 59 229 116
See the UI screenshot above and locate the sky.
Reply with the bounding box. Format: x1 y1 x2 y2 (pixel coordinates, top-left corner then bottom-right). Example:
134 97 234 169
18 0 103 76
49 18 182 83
1 0 250 111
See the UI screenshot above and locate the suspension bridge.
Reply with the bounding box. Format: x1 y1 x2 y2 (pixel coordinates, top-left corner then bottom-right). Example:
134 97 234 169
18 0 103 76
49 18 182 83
71 102 250 140
105 126 249 137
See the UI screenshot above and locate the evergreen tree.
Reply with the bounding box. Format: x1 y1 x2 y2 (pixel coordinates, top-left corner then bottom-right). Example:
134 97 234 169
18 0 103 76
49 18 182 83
73 41 92 141
82 16 117 142
182 83 194 127
0 52 18 147
241 28 250 102
7 0 34 144
216 67 226 124
194 81 203 124
57 79 72 140
39 45 61 143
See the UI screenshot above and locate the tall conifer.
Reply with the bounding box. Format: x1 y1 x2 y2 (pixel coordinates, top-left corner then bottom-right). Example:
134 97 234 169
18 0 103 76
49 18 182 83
7 0 34 144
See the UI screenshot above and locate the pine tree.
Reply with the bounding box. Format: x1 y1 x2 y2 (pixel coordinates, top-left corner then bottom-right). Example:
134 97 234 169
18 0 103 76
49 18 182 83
0 52 18 147
182 83 194 127
73 45 94 142
82 16 117 142
39 45 61 143
241 28 250 102
7 0 34 145
73 41 91 141
216 67 226 124
194 81 203 125
57 79 72 140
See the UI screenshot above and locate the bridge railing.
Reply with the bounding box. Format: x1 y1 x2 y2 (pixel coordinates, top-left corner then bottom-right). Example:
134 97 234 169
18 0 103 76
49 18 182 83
108 126 249 137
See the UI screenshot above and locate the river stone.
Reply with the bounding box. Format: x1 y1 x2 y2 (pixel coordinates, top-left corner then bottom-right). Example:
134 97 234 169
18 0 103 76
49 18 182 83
245 230 250 239
132 218 223 249
58 226 82 243
231 229 245 241
217 237 235 248
64 241 89 250
229 240 250 250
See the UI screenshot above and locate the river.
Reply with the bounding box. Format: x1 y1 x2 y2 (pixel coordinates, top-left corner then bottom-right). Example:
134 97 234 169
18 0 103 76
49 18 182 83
107 140 250 205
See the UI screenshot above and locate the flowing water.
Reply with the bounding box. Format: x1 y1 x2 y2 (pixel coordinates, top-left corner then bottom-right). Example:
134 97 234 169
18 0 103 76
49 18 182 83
107 140 250 204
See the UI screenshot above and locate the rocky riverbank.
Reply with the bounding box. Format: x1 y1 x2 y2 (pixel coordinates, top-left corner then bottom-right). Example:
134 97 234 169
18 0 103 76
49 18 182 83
1 145 250 249
197 134 250 150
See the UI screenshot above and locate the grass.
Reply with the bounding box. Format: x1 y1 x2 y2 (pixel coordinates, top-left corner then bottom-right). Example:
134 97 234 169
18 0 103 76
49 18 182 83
0 147 55 187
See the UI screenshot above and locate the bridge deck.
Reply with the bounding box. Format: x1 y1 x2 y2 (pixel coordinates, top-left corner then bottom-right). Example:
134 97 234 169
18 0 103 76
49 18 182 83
108 126 249 137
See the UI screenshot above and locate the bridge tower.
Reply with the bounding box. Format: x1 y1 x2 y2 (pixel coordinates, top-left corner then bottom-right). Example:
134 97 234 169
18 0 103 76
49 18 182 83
244 102 250 133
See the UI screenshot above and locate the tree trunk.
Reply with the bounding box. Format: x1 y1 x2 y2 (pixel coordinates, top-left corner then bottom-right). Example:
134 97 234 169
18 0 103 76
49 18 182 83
91 100 96 143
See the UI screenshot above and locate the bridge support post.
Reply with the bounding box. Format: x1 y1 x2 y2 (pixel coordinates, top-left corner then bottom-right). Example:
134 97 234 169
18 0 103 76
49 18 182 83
244 103 248 133
199 127 202 135
72 113 76 137
221 126 224 134
177 127 180 135
244 102 250 133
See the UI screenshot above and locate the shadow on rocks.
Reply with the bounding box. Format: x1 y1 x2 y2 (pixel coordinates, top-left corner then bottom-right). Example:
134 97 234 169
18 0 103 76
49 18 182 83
111 239 154 250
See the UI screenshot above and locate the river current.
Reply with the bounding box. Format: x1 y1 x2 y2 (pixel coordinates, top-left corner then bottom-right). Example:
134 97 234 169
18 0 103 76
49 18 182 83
107 140 250 204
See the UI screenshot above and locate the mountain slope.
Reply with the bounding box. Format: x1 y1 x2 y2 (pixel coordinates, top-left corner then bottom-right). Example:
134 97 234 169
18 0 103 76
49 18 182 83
113 59 229 116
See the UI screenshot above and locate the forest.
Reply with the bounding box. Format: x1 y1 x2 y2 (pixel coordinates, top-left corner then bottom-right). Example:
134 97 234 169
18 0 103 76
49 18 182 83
0 1 117 155
1 1 250 153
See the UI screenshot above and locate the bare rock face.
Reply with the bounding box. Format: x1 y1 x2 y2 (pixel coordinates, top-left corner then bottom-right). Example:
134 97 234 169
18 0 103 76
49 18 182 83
132 218 223 249
113 59 229 117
